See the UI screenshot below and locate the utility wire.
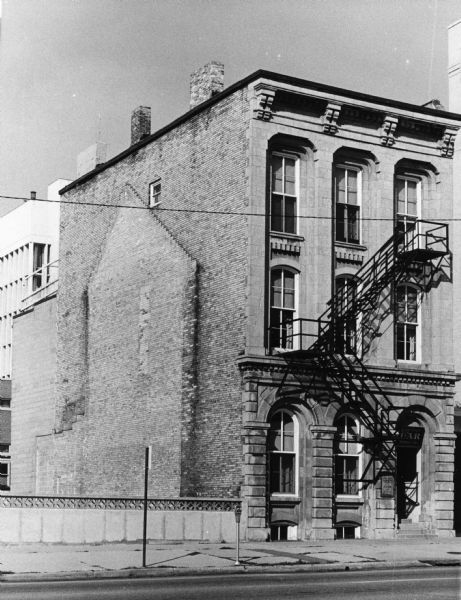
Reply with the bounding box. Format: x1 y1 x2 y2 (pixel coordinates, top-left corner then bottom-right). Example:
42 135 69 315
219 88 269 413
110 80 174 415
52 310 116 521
0 193 459 222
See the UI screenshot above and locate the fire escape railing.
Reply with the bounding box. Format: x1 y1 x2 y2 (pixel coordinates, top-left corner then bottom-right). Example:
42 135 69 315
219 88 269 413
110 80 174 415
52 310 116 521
270 220 449 485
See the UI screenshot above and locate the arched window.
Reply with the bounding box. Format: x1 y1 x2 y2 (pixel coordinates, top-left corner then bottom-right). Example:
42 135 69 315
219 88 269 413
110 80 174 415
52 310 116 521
334 414 361 496
335 164 361 244
395 284 419 362
270 268 297 350
270 152 298 234
335 276 357 354
268 410 298 495
395 174 421 246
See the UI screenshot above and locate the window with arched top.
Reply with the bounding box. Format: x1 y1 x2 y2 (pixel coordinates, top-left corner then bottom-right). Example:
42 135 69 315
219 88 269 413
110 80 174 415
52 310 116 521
270 152 298 234
395 284 419 362
395 174 421 247
335 164 361 244
268 410 298 495
334 414 361 496
270 268 297 350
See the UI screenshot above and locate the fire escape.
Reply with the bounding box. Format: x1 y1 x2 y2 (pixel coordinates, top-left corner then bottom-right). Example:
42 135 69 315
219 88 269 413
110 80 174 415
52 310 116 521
272 220 450 490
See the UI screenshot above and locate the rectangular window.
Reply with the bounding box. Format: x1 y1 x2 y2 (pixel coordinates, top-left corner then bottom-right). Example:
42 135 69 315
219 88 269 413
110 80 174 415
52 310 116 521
0 453 10 491
270 269 296 349
396 285 418 361
271 153 297 234
335 166 360 244
32 243 50 291
395 176 420 250
149 179 161 208
335 455 359 495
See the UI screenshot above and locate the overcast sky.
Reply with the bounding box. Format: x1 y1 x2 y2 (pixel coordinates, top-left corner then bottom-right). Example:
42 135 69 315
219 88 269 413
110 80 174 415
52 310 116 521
0 0 460 215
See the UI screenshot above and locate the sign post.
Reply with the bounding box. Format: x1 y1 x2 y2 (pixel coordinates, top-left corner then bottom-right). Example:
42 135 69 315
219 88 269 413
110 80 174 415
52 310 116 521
234 504 242 566
142 445 152 568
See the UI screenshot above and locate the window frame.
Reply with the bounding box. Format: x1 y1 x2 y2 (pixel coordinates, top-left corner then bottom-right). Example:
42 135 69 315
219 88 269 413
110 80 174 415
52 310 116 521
334 414 362 498
395 283 420 363
0 444 10 491
270 267 299 351
334 164 362 245
395 174 421 246
270 151 299 235
148 179 162 208
334 275 359 355
268 409 299 497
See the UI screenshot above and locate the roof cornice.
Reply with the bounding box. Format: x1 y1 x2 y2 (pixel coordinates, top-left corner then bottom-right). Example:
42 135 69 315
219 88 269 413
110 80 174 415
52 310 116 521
61 69 461 195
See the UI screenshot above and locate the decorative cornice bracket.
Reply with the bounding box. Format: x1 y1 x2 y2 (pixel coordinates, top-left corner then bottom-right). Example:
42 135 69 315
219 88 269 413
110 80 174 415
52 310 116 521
322 102 342 134
438 126 458 158
253 86 276 121
380 115 399 146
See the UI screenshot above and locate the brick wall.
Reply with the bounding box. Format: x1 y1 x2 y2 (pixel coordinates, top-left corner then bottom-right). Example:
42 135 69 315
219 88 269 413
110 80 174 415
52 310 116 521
11 296 57 494
42 88 249 497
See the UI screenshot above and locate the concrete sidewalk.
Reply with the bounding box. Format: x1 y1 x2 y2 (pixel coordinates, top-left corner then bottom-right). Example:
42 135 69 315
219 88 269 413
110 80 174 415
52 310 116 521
0 537 460 581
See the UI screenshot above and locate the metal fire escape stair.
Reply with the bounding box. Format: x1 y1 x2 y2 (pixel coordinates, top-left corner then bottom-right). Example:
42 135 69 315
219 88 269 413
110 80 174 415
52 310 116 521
275 220 449 485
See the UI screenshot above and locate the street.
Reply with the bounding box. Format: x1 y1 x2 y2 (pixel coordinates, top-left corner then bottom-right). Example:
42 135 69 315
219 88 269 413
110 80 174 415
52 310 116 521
0 567 459 599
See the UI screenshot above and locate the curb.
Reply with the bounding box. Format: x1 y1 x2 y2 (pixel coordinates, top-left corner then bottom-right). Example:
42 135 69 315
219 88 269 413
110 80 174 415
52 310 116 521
1 559 458 584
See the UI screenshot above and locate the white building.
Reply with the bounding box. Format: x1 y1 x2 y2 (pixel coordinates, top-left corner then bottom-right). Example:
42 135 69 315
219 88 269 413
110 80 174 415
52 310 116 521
0 179 68 379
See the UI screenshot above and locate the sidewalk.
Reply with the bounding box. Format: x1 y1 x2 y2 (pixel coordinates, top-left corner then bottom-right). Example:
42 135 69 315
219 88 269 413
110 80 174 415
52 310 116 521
0 537 460 581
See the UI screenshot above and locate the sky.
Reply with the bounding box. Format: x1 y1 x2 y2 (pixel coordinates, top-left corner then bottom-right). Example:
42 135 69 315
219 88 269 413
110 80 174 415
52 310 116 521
0 0 460 215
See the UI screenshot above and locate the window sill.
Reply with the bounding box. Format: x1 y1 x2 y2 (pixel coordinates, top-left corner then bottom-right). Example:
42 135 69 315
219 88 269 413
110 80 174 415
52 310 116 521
270 494 301 503
335 495 364 504
335 242 367 252
396 360 421 367
270 231 305 242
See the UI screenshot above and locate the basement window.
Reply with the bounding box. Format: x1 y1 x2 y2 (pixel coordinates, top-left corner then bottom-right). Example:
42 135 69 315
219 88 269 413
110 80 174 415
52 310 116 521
148 179 161 208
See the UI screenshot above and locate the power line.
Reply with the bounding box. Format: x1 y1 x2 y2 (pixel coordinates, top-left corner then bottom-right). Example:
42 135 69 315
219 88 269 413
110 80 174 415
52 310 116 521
0 193 459 222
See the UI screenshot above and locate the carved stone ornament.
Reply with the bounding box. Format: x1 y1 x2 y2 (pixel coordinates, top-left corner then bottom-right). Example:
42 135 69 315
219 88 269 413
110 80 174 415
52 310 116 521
254 89 276 121
438 126 458 158
322 102 342 134
380 115 398 146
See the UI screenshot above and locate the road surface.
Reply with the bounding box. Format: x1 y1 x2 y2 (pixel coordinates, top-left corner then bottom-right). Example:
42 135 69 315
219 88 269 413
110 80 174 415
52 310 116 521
0 566 459 599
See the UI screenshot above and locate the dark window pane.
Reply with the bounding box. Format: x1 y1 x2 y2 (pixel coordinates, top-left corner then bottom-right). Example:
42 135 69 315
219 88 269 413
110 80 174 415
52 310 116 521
406 325 417 360
336 204 346 242
285 197 296 234
270 454 281 492
347 206 360 243
269 414 282 451
396 323 405 359
271 194 283 231
280 454 295 493
283 416 294 451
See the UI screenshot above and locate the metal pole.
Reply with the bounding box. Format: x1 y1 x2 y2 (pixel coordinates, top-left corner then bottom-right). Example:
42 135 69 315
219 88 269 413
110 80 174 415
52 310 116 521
234 504 242 566
142 446 150 568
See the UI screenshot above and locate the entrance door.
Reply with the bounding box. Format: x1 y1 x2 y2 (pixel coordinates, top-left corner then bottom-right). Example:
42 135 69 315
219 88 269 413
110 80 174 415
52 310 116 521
396 426 423 523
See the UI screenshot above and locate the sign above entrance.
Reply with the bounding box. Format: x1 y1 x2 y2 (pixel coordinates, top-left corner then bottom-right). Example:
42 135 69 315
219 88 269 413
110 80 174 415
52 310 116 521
397 427 424 447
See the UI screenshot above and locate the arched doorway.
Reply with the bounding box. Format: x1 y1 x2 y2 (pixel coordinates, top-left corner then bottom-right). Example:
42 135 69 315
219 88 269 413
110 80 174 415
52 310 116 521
396 412 425 523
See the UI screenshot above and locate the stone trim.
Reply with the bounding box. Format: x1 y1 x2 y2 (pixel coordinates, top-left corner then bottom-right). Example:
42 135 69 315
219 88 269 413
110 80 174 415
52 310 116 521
271 239 301 255
322 102 342 134
380 115 399 146
0 496 241 511
438 126 458 158
237 355 456 388
253 84 276 121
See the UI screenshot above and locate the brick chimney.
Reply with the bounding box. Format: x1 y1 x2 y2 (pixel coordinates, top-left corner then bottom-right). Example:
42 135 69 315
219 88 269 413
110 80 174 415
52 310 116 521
131 106 151 145
190 62 224 109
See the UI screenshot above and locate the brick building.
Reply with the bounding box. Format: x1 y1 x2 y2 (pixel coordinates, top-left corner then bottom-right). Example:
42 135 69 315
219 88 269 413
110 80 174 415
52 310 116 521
11 59 461 540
